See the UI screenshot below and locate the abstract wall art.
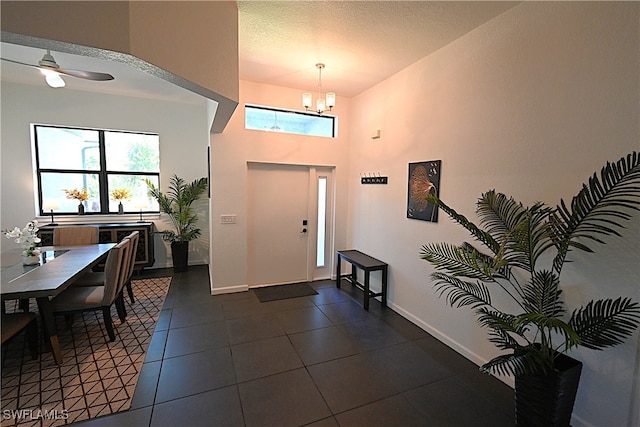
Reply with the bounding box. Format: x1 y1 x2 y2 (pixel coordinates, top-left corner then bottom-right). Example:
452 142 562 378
407 160 441 222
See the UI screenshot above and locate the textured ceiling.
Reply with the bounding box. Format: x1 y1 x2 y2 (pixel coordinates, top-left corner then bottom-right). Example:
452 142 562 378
238 1 518 97
1 2 518 102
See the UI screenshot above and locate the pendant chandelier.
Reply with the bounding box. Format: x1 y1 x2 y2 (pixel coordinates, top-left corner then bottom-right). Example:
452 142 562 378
302 63 335 115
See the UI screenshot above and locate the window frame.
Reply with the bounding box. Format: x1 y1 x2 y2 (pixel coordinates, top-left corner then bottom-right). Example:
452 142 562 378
244 104 336 138
33 124 160 216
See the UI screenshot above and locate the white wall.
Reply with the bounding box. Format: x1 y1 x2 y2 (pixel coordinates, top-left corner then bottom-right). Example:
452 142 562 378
209 80 351 293
0 82 211 268
347 2 639 426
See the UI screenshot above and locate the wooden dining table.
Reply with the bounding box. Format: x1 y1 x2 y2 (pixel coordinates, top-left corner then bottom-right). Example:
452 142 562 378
1 243 115 364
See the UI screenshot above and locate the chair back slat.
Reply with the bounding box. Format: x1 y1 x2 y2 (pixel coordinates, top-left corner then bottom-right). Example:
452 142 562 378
53 226 99 246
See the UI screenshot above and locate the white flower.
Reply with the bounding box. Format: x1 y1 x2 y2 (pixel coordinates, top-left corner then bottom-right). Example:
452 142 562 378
3 219 41 256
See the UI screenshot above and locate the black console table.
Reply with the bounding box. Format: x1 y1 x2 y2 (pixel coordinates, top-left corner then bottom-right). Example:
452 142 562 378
38 222 155 271
336 250 388 310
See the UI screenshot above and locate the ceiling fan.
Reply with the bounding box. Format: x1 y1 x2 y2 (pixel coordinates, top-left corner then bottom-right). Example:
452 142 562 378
1 49 114 88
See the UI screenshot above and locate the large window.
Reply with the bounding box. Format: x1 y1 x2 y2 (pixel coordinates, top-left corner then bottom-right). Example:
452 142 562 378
34 125 160 215
245 105 336 138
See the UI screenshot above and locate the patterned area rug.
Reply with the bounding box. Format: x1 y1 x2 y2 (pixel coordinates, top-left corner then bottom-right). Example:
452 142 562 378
1 277 171 426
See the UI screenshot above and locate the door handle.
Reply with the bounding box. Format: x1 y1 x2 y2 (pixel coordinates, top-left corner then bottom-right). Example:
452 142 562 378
300 228 307 233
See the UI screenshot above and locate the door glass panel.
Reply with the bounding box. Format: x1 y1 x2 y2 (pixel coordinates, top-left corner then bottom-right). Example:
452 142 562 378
316 177 327 267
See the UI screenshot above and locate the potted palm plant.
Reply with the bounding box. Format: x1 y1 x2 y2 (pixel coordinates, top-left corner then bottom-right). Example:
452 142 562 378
146 174 208 272
420 152 640 426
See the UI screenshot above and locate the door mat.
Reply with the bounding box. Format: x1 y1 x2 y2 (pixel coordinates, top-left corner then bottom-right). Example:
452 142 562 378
1 276 171 426
254 282 318 302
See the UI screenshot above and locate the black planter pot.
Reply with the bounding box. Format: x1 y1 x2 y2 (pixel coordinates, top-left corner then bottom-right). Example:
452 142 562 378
171 241 189 272
515 353 583 427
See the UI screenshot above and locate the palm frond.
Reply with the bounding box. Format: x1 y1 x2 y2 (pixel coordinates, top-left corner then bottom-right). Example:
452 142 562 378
480 353 529 377
569 297 640 350
420 242 495 280
550 152 640 273
426 194 500 254
481 346 555 377
476 308 528 345
522 270 564 318
476 190 526 240
497 202 554 274
514 312 580 352
431 273 491 309
461 242 511 279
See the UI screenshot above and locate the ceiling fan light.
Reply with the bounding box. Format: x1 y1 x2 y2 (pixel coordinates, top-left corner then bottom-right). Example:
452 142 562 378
42 70 65 88
302 93 312 110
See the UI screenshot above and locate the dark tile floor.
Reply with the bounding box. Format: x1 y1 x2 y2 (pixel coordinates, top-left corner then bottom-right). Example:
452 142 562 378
74 265 515 426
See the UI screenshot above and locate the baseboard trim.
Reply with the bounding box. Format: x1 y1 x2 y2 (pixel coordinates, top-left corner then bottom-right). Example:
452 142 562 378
210 284 249 295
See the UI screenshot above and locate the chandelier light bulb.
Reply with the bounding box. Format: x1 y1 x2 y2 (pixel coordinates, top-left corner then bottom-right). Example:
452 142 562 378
302 93 313 109
326 92 336 109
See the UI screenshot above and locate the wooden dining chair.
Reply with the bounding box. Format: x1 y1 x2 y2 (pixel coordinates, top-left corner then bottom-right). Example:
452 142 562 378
1 312 39 359
53 226 99 246
48 239 130 342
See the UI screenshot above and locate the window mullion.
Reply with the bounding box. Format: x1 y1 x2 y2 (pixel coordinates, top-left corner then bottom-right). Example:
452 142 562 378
98 131 109 214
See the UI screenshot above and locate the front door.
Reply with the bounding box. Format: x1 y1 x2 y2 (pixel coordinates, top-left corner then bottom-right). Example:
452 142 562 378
247 163 334 287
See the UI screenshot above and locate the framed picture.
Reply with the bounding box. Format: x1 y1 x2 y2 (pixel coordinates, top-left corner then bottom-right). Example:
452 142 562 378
407 160 441 222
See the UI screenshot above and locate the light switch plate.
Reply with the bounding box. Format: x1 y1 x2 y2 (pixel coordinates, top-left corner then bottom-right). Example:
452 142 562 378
221 214 236 224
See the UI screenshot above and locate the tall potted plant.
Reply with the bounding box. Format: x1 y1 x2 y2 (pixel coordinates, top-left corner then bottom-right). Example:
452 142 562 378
420 152 640 426
146 174 208 272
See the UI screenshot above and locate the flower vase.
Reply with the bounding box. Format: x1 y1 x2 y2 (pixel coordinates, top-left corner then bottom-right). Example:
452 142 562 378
118 202 124 214
78 203 85 215
22 255 40 266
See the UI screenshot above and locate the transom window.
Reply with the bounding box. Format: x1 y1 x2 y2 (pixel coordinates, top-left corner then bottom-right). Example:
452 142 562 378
33 124 160 215
245 105 336 138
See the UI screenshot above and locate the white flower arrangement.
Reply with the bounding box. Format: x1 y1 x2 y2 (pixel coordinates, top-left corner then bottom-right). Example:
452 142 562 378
3 220 42 257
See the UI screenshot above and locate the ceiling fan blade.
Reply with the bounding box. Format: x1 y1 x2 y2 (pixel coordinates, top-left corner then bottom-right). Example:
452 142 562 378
2 52 114 82
1 57 39 69
56 68 114 81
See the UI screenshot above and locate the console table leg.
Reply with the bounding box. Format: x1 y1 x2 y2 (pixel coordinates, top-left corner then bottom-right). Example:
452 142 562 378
364 272 370 311
382 267 388 307
336 255 341 288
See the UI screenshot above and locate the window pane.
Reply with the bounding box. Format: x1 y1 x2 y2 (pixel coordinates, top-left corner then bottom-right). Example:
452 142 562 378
107 174 159 213
316 177 327 267
105 131 160 172
40 172 101 213
245 106 335 138
36 126 100 170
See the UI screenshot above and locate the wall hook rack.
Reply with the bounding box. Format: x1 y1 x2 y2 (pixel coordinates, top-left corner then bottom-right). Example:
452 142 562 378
361 172 388 184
